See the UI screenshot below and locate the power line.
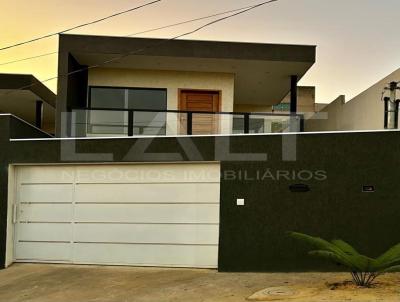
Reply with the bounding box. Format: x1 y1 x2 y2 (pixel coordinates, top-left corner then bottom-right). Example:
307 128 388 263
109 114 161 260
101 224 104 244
0 51 58 67
0 3 260 67
0 0 162 52
15 0 279 92
171 0 278 41
126 4 258 37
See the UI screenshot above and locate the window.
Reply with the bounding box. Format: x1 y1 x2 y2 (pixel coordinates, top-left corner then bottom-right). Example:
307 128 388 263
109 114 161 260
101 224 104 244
88 87 167 136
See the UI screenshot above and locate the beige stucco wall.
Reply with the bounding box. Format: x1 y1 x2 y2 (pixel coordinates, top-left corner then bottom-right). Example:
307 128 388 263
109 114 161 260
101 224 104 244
88 68 235 112
88 68 235 135
306 68 400 132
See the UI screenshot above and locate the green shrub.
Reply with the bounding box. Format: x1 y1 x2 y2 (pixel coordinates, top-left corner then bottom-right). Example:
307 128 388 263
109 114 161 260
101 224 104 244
289 232 400 287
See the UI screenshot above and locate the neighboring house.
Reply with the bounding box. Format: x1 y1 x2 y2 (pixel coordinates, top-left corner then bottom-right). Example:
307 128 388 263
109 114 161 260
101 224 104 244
0 74 56 134
2 34 400 273
306 68 400 132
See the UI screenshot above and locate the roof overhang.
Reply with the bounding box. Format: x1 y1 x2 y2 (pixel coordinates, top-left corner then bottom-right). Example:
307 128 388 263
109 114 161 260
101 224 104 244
60 34 316 106
0 74 56 127
0 74 56 107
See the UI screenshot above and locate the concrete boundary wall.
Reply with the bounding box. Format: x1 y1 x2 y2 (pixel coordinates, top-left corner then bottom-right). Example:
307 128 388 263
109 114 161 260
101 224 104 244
1 115 400 272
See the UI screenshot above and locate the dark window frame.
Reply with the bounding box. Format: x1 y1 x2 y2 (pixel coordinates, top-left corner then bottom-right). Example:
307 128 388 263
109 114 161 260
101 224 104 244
86 86 168 136
87 86 168 110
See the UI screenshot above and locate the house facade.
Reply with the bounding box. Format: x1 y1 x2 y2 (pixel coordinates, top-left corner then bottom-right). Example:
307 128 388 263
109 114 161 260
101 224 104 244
56 34 316 138
1 34 400 272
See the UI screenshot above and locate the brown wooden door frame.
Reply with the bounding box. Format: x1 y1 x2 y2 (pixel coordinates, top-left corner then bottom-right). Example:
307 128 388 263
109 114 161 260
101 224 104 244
178 89 222 135
178 89 222 112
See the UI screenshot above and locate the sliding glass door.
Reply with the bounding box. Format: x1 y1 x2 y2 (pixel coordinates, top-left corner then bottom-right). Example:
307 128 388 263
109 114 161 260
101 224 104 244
88 87 167 136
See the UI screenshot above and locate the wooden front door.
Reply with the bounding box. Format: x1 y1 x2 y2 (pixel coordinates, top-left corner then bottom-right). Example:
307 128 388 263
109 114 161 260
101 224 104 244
179 90 221 135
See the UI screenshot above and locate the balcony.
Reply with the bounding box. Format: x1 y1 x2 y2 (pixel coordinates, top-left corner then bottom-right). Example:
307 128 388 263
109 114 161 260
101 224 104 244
68 108 304 138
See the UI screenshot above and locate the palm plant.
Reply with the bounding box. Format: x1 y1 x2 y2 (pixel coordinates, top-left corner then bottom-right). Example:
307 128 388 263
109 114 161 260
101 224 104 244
289 232 400 287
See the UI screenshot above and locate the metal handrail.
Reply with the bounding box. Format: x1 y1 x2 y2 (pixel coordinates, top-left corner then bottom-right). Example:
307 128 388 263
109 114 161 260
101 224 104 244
70 107 304 136
71 106 302 117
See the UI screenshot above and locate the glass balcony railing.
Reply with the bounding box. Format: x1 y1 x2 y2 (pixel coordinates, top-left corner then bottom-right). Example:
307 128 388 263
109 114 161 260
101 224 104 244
69 108 304 138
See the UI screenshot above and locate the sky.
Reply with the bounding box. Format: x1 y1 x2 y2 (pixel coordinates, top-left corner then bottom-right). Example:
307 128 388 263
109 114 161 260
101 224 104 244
1 0 400 103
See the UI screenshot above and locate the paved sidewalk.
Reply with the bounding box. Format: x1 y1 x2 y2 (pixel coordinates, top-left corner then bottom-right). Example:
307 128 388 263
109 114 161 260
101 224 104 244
0 264 399 302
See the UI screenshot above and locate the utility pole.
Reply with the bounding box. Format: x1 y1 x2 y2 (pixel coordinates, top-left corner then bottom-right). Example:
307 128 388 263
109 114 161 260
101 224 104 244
383 81 400 129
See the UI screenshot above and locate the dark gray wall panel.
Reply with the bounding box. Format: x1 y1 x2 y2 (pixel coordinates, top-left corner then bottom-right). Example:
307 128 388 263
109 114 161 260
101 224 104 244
0 117 10 268
9 117 52 139
56 52 88 137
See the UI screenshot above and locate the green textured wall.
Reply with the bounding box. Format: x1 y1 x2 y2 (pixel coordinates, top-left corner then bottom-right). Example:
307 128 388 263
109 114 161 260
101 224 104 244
1 115 400 271
219 133 400 271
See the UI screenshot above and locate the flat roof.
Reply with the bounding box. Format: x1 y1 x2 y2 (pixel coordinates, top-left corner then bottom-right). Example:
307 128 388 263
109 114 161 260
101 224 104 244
0 73 56 107
59 34 316 63
59 34 316 106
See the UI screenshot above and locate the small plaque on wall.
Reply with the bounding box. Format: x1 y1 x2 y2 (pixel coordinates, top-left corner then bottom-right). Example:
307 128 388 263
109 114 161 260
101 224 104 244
362 185 375 193
289 184 310 193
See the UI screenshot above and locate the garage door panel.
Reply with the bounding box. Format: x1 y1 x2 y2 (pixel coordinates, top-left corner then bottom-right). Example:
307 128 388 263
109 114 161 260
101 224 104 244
19 204 73 222
15 163 220 268
75 164 220 183
74 224 219 245
19 184 73 203
73 243 218 268
15 242 71 262
74 204 220 224
17 223 72 242
75 183 220 203
18 166 74 183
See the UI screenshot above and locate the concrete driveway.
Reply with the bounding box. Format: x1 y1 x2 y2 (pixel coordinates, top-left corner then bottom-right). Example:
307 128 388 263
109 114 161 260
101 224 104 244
0 264 399 302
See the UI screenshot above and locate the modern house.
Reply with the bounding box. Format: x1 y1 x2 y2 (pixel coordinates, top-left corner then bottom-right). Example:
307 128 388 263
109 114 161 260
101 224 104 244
56 34 316 138
306 67 400 132
1 34 399 273
0 73 56 134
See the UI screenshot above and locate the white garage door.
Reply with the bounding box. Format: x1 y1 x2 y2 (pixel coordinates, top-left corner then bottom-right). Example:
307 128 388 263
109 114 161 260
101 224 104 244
14 163 220 268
